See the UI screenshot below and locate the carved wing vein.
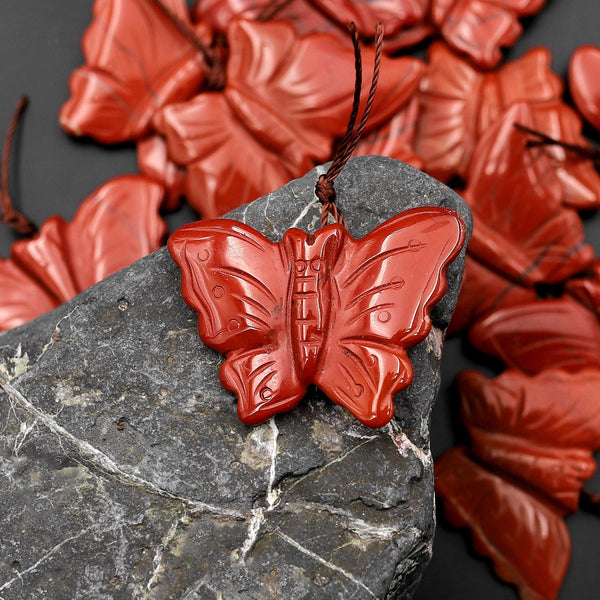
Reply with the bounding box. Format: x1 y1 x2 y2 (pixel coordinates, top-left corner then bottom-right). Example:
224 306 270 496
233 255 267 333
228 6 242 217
345 281 405 309
343 245 424 287
212 266 278 304
348 302 395 325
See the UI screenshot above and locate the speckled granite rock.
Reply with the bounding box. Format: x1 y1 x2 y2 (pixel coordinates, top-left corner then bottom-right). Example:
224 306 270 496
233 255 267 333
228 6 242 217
0 157 471 600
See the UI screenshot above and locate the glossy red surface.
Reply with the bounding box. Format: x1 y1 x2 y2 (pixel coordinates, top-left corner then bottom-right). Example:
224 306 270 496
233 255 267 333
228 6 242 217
436 447 570 600
447 255 536 335
415 43 563 182
156 18 424 218
436 367 600 600
463 104 594 286
0 176 166 331
430 0 546 68
168 208 466 427
137 134 186 211
60 0 210 144
469 297 600 373
569 44 600 132
193 0 429 48
354 96 424 170
567 259 600 316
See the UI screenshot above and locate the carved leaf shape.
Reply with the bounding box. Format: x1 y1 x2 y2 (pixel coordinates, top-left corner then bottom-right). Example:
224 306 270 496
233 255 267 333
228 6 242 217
193 0 429 44
569 44 600 132
463 103 594 285
157 18 424 217
415 43 562 182
457 369 600 510
60 0 209 143
430 0 547 68
0 176 166 331
447 255 536 335
469 297 600 374
436 447 570 600
528 101 600 209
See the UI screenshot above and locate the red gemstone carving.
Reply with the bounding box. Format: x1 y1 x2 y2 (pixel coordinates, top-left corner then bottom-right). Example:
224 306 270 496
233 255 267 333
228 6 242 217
567 259 600 317
193 0 429 49
168 208 465 427
436 367 600 600
429 0 546 68
0 176 166 331
60 0 210 144
415 43 562 182
355 97 424 170
137 134 186 211
448 103 594 335
436 447 570 600
469 297 600 374
569 44 600 132
156 18 424 217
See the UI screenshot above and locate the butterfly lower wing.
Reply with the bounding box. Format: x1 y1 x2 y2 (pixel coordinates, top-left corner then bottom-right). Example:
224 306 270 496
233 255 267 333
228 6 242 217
436 447 570 600
316 208 466 426
221 345 305 425
315 339 412 428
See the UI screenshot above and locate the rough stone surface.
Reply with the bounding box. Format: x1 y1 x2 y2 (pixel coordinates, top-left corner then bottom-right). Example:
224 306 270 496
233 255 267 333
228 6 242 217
0 157 471 600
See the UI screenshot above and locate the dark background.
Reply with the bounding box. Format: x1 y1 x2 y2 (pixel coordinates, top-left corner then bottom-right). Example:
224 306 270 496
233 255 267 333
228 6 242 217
0 1 599 599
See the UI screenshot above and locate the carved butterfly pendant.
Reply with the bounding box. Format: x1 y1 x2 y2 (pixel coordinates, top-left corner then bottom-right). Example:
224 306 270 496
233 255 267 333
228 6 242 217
169 208 466 427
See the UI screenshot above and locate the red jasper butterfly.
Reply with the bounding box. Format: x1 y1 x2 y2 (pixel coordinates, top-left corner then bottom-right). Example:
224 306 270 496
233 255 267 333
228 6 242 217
169 208 465 427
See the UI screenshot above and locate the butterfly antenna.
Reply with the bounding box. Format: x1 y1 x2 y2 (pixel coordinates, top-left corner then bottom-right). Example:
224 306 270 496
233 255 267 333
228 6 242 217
315 22 384 230
0 95 37 236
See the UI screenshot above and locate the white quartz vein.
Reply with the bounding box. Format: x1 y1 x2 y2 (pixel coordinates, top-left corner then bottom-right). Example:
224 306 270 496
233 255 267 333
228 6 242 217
281 501 401 541
238 417 280 561
276 531 377 599
278 437 376 498
290 198 320 229
0 528 90 592
0 375 245 520
143 515 183 596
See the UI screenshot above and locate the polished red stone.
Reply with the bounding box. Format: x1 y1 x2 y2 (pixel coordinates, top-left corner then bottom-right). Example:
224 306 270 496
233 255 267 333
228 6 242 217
0 176 166 331
567 259 600 316
354 96 424 171
436 367 600 600
137 134 186 211
463 103 594 285
469 297 600 374
156 18 424 218
447 255 536 335
436 447 570 600
169 208 465 426
569 45 600 132
415 43 563 182
430 0 546 68
60 0 210 144
193 0 429 49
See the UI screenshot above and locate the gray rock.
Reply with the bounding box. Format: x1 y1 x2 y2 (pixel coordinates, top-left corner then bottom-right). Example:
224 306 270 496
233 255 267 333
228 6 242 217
0 157 471 600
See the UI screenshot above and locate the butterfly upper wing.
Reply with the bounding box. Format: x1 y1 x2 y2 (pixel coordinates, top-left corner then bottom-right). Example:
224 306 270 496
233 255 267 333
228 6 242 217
436 447 571 600
314 208 466 427
168 220 305 423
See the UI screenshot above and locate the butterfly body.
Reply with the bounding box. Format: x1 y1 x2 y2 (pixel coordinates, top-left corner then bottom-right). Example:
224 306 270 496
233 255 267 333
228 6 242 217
169 207 465 427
